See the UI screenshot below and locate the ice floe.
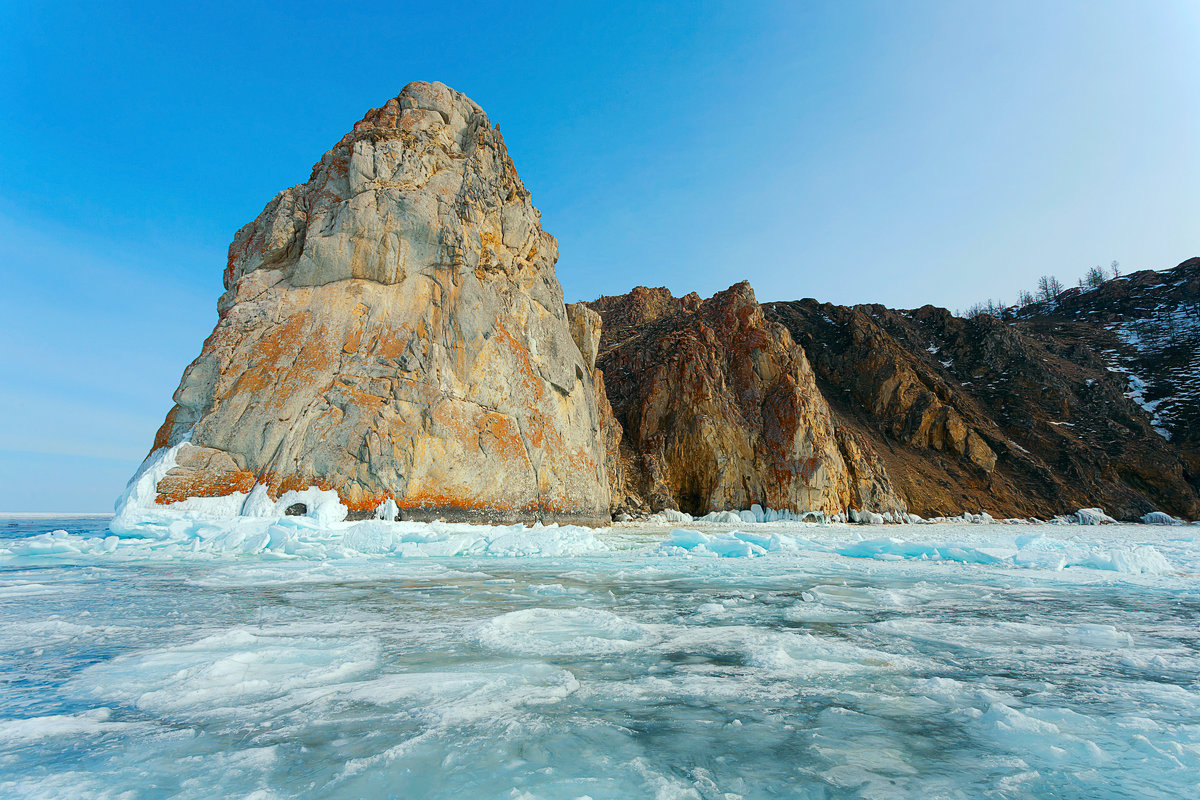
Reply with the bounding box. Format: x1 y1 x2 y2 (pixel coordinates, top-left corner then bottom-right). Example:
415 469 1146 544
471 608 654 657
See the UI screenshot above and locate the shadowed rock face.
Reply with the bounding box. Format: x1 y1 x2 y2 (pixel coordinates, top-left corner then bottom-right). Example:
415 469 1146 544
148 81 610 523
765 300 1021 518
589 283 905 516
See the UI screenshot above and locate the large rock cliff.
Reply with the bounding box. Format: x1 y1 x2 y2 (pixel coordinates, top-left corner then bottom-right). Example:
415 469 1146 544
146 82 610 523
590 262 1198 521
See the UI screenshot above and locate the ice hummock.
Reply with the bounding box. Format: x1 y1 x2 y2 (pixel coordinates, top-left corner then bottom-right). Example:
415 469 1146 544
3 516 611 561
8 490 1192 577
634 504 1165 527
651 526 1179 575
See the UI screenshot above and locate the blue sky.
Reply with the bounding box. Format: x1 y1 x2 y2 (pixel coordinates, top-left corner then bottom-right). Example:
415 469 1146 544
2 0 1198 511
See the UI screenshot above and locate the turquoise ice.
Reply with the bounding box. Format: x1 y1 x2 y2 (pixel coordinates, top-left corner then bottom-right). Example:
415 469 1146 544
1 516 1198 799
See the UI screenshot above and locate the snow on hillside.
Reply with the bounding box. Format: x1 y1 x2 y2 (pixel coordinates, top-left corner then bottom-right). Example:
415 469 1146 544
1105 299 1200 440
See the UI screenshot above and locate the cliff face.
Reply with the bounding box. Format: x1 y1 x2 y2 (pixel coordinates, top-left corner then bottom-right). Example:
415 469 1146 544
146 82 610 523
763 300 1010 517
588 283 905 516
760 260 1200 520
767 298 1199 520
590 260 1197 521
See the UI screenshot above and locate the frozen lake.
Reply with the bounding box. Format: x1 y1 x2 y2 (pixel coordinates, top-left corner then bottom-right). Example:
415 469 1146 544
2 515 1198 799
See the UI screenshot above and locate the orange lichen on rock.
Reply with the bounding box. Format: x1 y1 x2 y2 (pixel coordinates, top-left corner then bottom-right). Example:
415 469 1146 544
150 406 179 455
154 445 257 505
155 471 256 505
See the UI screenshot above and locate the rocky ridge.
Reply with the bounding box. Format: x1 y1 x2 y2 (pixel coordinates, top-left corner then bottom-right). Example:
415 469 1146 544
583 258 1198 521
765 282 1199 520
1017 259 1200 481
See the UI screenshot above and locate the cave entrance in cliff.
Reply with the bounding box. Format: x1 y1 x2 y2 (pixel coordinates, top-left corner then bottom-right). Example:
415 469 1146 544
677 480 709 518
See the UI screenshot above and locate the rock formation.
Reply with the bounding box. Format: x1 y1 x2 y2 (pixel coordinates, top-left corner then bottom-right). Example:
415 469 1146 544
129 80 1199 524
764 262 1200 520
1021 258 1199 489
145 81 610 523
591 261 1198 521
588 283 905 516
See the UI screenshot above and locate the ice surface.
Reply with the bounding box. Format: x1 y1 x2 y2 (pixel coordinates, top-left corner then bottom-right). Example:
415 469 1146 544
2 515 1199 799
1 516 610 561
471 608 654 656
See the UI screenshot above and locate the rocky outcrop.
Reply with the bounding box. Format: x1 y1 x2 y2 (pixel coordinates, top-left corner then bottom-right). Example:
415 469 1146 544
1018 259 1200 495
764 300 1022 517
765 278 1200 520
589 283 902 516
146 81 610 523
768 302 999 471
584 262 1197 522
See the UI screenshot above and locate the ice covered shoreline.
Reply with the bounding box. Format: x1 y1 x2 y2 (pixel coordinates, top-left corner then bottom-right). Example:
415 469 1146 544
2 448 1192 572
108 442 1197 538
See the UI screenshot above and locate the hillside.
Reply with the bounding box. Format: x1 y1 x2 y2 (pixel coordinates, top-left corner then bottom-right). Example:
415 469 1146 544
590 259 1199 520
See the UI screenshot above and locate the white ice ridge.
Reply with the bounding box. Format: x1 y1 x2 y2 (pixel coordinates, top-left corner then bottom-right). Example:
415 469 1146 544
2 518 611 561
640 504 910 525
653 528 1178 574
634 505 1152 526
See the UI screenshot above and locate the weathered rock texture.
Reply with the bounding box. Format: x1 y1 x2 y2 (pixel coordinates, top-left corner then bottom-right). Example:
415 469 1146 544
148 81 610 522
589 283 905 516
590 261 1198 521
1019 258 1200 491
763 261 1200 520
